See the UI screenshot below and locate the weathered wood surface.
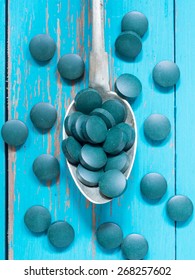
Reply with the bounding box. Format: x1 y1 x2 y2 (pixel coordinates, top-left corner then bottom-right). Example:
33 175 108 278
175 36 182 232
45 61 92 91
1 0 193 259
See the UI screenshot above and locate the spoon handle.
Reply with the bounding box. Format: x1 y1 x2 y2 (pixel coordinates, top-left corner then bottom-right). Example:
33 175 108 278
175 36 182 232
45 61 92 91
89 0 110 93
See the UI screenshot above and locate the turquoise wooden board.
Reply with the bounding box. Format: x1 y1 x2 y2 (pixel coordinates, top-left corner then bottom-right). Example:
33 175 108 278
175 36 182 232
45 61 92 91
0 0 5 260
175 1 195 259
5 0 194 260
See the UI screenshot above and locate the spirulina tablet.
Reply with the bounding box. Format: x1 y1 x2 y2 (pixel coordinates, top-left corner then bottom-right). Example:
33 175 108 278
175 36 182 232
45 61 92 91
57 54 85 80
103 127 127 155
152 60 180 88
116 122 135 151
30 102 57 130
76 164 104 187
115 73 142 102
104 152 130 173
121 11 148 37
102 99 127 124
167 195 193 222
33 154 60 182
115 31 142 59
29 34 56 62
96 222 123 249
90 108 116 129
75 88 102 114
47 221 75 249
61 136 82 165
144 114 171 142
99 169 127 198
1 119 28 147
121 234 149 260
24 205 51 233
79 144 107 171
140 173 167 200
83 115 107 144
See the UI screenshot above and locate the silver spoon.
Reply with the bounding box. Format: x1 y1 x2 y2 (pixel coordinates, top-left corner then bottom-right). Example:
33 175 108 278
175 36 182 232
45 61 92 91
63 0 137 204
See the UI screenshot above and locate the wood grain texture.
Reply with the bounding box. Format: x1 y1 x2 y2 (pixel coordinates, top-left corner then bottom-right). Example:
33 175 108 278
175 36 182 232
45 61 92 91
7 0 177 260
0 0 5 260
175 0 195 259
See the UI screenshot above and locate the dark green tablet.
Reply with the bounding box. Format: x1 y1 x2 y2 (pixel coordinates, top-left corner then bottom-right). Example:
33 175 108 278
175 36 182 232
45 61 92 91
167 195 193 222
121 11 148 37
96 222 123 249
24 205 51 233
71 114 88 142
1 119 28 147
90 108 116 129
99 169 127 198
144 114 171 142
102 99 127 124
33 154 60 182
57 54 85 80
103 127 127 155
115 31 142 59
29 34 56 62
64 112 83 136
47 221 75 249
140 173 167 200
30 102 57 130
115 73 142 102
121 234 149 260
104 152 130 173
61 136 82 165
153 60 180 88
116 122 135 151
76 164 104 187
75 88 102 114
79 144 107 171
83 115 107 144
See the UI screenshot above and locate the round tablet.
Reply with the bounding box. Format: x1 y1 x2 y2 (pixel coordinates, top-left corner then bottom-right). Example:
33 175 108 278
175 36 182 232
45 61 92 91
121 11 148 37
33 154 60 182
83 116 107 144
116 123 135 151
153 60 180 88
115 73 142 102
96 222 123 250
99 169 127 198
24 205 51 233
47 221 75 249
1 119 28 147
144 114 171 142
103 127 127 155
167 195 193 222
61 136 82 165
90 108 116 129
104 152 130 173
76 164 104 187
75 88 102 114
64 112 82 136
57 54 85 80
29 34 56 62
79 144 107 171
30 102 57 130
71 114 88 142
102 99 127 124
121 234 149 260
115 31 142 59
140 173 167 200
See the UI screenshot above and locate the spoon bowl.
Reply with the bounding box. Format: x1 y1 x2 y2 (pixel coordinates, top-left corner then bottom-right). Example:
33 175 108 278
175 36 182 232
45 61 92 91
63 90 137 204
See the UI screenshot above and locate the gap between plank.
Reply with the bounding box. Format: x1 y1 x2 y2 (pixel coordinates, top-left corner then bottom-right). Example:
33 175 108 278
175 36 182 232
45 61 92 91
173 0 177 260
5 0 9 260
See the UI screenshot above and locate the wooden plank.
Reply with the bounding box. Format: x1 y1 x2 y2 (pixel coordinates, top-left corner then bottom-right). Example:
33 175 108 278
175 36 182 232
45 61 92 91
0 0 6 260
95 0 175 260
8 0 175 259
175 0 195 259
